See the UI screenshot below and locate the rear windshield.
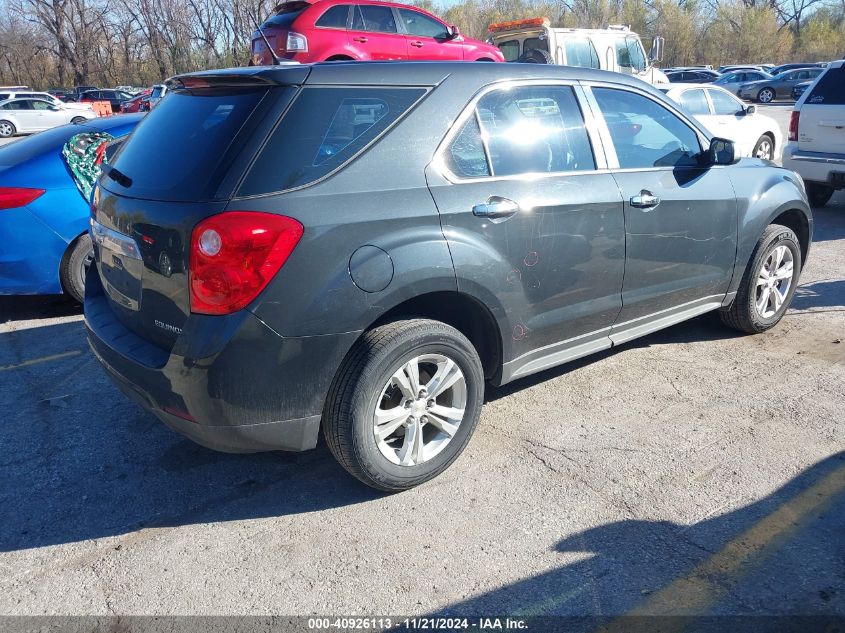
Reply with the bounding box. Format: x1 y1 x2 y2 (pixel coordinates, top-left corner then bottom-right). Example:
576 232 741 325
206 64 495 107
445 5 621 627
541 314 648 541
263 1 309 28
107 87 291 201
806 67 845 105
238 86 426 196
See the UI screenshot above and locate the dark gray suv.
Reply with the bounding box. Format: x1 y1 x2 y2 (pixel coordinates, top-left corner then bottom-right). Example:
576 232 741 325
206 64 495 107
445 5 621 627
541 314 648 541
85 62 811 491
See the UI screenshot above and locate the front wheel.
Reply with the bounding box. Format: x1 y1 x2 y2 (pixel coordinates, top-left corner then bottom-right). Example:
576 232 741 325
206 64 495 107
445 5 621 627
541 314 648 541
752 134 775 160
719 224 801 333
806 182 834 208
71 116 87 124
323 319 484 491
757 88 775 103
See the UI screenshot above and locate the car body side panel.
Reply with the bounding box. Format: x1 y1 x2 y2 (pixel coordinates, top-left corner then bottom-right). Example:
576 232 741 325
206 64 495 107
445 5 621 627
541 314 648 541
724 162 812 296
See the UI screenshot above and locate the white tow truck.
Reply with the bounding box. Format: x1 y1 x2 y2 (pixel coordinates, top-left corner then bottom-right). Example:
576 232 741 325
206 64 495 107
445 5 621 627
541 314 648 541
487 18 668 85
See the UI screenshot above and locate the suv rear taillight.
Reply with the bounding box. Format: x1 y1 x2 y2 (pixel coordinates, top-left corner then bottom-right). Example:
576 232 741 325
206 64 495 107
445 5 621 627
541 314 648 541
189 211 303 315
286 32 308 52
0 187 45 210
789 110 800 142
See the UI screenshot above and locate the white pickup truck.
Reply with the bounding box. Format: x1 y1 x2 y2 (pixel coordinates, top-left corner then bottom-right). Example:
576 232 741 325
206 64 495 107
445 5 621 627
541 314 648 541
487 18 668 85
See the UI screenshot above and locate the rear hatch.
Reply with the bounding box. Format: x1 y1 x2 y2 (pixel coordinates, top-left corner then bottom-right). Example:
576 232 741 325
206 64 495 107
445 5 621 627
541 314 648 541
798 64 845 155
92 70 305 351
251 1 311 65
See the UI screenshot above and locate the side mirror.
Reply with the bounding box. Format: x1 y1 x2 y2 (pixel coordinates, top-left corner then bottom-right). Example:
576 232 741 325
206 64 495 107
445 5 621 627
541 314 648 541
447 25 461 40
744 104 756 115
707 137 736 165
649 35 664 63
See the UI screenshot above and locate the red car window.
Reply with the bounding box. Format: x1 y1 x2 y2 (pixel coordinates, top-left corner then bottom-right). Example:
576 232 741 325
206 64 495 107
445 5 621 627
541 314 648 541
316 5 350 28
353 5 397 33
398 9 448 38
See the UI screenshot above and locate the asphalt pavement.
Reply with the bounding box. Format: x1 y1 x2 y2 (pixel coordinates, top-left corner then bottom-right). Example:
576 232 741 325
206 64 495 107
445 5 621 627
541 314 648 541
0 102 843 621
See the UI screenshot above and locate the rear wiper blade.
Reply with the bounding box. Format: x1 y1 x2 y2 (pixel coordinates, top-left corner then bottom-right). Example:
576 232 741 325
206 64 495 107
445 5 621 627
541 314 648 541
101 163 133 188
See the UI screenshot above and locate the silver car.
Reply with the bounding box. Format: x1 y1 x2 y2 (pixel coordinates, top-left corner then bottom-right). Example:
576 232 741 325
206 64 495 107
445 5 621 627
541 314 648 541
712 70 772 96
0 97 96 137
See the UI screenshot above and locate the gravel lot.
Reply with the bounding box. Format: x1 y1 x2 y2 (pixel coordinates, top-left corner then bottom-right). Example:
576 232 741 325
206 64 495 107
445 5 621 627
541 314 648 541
0 106 843 621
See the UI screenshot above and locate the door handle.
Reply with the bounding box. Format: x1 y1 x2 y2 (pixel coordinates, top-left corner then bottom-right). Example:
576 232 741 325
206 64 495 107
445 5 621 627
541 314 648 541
630 190 660 209
472 197 519 220
353 36 368 43
410 40 424 48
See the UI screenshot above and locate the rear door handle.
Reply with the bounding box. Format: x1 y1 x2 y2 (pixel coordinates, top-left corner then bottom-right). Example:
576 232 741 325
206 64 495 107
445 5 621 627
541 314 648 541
472 197 519 220
630 190 660 209
353 36 368 43
410 40 424 48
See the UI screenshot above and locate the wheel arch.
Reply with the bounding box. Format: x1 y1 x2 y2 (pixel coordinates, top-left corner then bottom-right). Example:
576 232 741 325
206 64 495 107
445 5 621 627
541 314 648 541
368 291 503 382
771 207 810 267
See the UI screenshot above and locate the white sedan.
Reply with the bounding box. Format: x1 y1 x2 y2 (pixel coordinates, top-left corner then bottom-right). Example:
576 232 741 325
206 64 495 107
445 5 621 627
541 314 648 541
0 98 97 137
660 84 782 160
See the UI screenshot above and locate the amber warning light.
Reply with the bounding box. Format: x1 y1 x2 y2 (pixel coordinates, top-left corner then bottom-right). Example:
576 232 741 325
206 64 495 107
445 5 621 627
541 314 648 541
488 17 550 33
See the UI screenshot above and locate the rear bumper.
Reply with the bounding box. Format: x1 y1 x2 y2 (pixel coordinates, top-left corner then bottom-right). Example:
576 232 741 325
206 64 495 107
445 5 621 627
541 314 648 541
783 144 845 188
85 268 360 453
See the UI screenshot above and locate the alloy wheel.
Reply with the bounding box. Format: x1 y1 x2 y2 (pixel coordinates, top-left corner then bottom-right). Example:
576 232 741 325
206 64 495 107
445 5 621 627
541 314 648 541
373 353 467 467
755 138 773 160
0 122 13 137
758 89 774 103
755 245 794 318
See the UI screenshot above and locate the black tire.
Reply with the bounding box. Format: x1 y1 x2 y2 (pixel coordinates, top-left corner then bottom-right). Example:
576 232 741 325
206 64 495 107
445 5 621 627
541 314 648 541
71 116 87 124
756 87 775 103
806 182 834 208
518 49 553 64
0 120 16 138
719 224 801 334
752 134 775 160
323 318 484 491
60 233 94 303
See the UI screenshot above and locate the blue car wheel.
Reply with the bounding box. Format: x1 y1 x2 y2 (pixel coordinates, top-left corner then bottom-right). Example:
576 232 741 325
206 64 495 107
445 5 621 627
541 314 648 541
59 233 94 303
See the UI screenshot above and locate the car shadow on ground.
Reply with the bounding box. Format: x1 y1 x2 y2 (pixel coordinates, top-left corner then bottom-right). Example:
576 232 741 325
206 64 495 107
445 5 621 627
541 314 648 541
0 295 81 323
811 202 845 243
430 452 845 624
0 316 382 553
792 279 845 312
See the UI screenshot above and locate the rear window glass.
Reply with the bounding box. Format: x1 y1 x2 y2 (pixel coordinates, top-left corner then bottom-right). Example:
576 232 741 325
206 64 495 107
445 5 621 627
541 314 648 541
239 87 425 196
108 87 284 201
807 67 845 105
498 40 519 62
263 2 309 27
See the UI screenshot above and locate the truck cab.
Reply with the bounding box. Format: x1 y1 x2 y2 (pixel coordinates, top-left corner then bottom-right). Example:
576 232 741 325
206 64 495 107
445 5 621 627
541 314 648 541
488 18 667 85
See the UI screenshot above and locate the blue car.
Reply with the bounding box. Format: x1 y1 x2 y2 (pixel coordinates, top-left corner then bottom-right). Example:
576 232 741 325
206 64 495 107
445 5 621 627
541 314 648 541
0 114 142 302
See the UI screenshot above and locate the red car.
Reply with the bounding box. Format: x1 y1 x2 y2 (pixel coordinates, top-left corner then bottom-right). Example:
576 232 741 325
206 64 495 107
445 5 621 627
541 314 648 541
123 90 152 113
250 0 504 65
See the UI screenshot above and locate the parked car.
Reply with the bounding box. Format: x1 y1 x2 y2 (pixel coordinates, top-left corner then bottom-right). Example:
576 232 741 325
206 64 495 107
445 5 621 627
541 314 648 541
148 84 167 108
718 65 766 73
0 98 97 137
47 89 75 102
783 59 845 207
769 62 826 76
666 69 720 83
791 80 813 101
0 90 95 112
0 114 142 301
123 91 152 113
249 0 504 65
79 89 134 112
69 85 99 102
661 84 781 160
85 62 811 491
738 67 824 103
712 69 771 96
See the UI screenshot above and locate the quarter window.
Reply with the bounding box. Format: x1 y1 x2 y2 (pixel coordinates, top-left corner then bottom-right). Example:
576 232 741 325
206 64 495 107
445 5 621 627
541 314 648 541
593 88 701 169
316 5 350 28
398 9 448 38
445 85 595 178
353 5 397 33
678 89 709 116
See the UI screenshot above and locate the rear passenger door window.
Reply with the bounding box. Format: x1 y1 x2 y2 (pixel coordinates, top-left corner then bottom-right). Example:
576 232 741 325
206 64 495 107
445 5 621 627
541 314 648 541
444 85 595 178
353 5 397 33
592 87 701 169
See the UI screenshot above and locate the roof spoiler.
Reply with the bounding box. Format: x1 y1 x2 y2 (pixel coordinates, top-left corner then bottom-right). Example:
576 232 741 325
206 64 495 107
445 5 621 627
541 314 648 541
166 65 308 90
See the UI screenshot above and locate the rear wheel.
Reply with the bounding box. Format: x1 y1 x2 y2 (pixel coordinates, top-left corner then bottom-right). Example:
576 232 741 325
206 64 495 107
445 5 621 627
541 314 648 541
323 318 484 491
0 120 16 138
757 88 775 103
806 182 834 208
752 134 775 160
60 234 94 303
719 224 801 333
